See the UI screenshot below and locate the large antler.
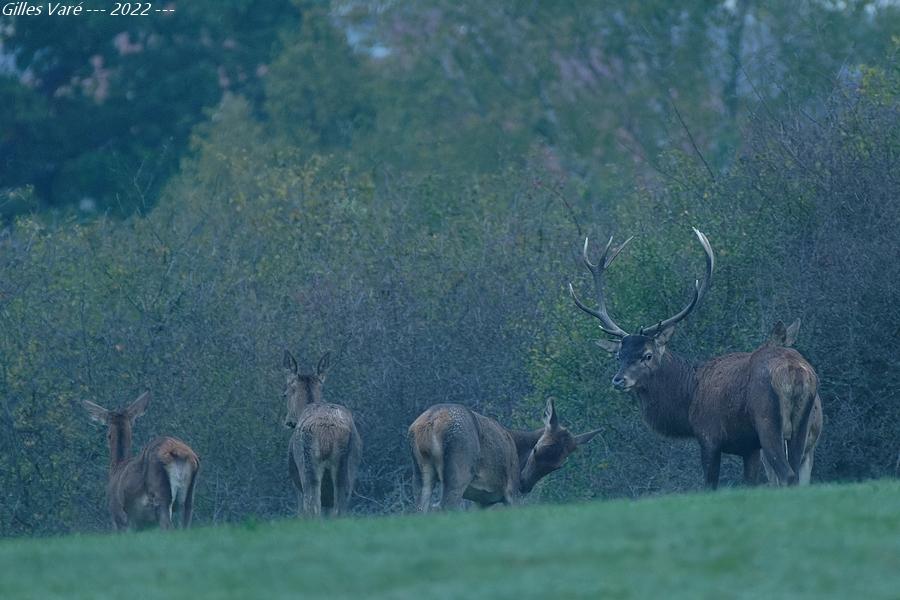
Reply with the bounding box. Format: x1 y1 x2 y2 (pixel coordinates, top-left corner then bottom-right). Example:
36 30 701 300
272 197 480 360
639 228 715 337
568 235 633 338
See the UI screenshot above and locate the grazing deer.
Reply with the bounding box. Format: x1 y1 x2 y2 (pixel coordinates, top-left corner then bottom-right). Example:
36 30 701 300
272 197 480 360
283 350 362 518
408 398 601 511
569 229 822 488
82 391 200 530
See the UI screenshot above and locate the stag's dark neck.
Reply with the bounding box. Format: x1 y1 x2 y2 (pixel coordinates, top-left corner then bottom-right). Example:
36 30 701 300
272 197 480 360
633 350 697 438
507 428 544 470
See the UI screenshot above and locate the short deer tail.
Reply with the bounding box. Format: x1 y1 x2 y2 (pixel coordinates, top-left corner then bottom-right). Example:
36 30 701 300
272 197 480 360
770 362 817 441
156 438 200 471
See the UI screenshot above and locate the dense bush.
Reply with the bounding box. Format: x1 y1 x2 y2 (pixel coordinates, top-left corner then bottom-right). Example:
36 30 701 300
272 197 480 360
2 68 898 536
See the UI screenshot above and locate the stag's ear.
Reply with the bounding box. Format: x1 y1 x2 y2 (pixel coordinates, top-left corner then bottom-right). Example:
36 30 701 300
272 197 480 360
127 391 151 421
283 349 298 374
542 397 560 430
595 338 621 354
316 352 331 382
573 427 603 446
784 319 801 347
82 400 109 424
654 324 676 349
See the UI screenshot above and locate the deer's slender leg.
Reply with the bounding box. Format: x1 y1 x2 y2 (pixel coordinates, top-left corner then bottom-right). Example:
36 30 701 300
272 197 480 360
439 458 471 511
300 462 323 518
157 501 174 530
320 468 335 517
288 449 305 517
502 481 521 507
798 451 814 486
110 500 128 531
182 474 197 528
333 460 353 517
416 464 434 513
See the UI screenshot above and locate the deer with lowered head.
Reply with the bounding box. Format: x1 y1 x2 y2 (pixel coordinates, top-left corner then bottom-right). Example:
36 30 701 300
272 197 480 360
569 228 822 488
283 350 362 518
83 391 200 530
408 398 602 511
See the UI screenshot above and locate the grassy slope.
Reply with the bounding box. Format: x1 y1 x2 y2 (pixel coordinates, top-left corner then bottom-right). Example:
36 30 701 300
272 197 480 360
1 481 898 600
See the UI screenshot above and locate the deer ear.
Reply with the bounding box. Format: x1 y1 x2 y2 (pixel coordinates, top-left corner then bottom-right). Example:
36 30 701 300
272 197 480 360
542 397 559 430
654 324 676 348
283 349 298 374
595 338 621 354
574 427 603 446
127 391 151 421
784 319 801 347
82 400 109 424
316 352 331 381
768 320 787 346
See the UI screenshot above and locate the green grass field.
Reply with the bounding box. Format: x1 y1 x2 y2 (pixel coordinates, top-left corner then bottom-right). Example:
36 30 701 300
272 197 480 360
1 481 897 600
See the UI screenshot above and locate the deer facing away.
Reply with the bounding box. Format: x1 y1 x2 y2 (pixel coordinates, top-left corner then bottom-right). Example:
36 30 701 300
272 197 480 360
283 351 362 518
83 391 200 530
761 319 823 485
408 398 601 511
569 229 822 488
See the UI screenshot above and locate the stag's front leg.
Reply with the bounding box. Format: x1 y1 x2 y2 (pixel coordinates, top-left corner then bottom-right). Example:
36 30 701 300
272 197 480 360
699 439 723 490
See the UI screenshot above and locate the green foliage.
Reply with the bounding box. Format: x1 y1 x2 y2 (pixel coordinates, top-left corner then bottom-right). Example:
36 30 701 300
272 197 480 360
1 481 898 599
0 0 301 214
2 4 900 537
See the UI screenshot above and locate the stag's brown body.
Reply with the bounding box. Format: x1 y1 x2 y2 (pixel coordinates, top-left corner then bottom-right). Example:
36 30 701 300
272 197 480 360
631 340 820 486
408 399 600 511
283 351 362 518
570 229 824 488
83 392 200 530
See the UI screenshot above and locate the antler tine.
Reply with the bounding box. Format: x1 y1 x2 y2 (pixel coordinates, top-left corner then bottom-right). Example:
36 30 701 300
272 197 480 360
570 235 630 338
604 235 634 268
641 228 715 337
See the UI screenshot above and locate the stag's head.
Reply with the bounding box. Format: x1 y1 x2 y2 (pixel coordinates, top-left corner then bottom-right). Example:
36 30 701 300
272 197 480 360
519 398 602 493
282 350 330 428
569 228 714 392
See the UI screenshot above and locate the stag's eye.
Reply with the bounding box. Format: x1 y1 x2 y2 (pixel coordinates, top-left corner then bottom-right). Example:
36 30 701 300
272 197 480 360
642 352 653 362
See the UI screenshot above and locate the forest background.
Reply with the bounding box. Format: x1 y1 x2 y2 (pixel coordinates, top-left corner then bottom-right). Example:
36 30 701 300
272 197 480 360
1 1 898 536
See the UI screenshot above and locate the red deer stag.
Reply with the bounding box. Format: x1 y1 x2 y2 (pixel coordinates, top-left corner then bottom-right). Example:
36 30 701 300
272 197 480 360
408 398 601 511
283 350 362 518
569 229 821 488
82 391 200 530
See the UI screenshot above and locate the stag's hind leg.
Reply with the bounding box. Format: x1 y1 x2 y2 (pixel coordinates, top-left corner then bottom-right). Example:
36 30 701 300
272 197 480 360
699 438 723 490
742 449 764 486
758 433 796 486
